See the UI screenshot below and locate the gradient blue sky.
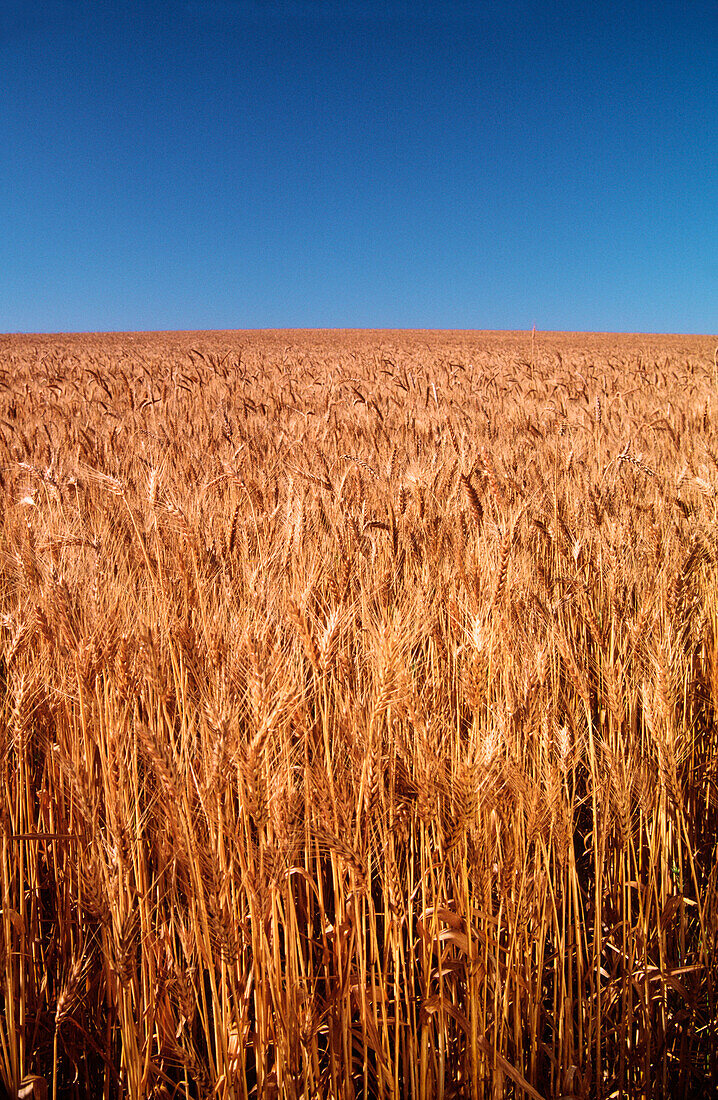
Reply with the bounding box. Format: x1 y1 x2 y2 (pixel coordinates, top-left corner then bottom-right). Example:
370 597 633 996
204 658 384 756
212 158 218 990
2 0 717 333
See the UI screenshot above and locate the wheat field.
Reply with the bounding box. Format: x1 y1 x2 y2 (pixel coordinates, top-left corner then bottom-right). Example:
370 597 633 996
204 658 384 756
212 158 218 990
1 329 717 1099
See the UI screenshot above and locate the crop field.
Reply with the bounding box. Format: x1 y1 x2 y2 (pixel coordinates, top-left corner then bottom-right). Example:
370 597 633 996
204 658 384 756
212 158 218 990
1 329 718 1099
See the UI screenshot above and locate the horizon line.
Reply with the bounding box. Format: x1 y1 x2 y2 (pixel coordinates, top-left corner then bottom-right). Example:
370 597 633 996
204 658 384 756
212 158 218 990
3 327 717 339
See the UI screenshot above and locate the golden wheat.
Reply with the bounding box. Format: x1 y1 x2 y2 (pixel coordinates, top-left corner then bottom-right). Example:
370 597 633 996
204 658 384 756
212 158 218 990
0 329 717 1098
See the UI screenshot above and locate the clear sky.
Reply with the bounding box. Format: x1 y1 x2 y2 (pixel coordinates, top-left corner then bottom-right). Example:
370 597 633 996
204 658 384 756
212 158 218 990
2 0 717 333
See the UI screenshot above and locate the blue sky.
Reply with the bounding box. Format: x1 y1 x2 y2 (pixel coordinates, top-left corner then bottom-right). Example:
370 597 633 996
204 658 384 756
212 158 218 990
2 0 717 332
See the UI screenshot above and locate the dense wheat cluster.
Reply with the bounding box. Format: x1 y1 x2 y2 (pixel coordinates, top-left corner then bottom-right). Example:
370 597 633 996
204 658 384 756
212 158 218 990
1 329 718 1099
